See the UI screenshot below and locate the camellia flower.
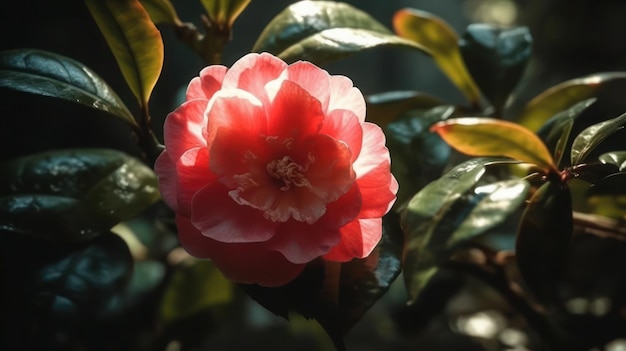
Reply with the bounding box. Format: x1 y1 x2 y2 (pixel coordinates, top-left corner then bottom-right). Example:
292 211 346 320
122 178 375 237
155 52 398 286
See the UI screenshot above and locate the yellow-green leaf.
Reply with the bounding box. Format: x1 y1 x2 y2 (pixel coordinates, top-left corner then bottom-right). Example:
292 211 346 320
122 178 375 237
201 0 251 27
517 72 626 132
431 117 557 172
86 0 164 107
139 0 181 25
393 8 481 106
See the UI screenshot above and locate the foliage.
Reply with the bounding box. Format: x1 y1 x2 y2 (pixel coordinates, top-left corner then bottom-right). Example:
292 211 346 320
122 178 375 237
1 0 625 350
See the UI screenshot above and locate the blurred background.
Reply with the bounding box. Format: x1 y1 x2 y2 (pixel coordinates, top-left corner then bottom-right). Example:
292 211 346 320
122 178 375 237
2 1 626 350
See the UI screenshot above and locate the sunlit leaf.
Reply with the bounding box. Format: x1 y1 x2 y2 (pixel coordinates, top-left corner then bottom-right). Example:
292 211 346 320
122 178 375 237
386 106 455 204
0 49 136 126
201 0 251 27
459 24 532 113
393 8 481 105
366 90 444 128
160 259 233 325
570 111 626 166
516 181 572 303
402 158 526 302
139 0 181 25
517 72 626 131
432 117 557 173
599 151 626 171
253 1 427 65
537 98 596 167
86 0 163 106
0 149 161 242
241 215 403 349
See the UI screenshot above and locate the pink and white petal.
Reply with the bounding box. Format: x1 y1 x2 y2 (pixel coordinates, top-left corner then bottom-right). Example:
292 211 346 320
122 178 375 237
266 80 325 140
209 125 269 181
319 109 363 163
285 61 331 111
316 183 362 230
191 181 277 243
353 122 391 179
163 99 209 161
355 160 398 218
154 150 179 211
221 52 287 103
268 221 341 264
186 65 227 100
204 89 266 145
174 147 215 216
323 217 382 262
328 75 366 122
176 215 305 287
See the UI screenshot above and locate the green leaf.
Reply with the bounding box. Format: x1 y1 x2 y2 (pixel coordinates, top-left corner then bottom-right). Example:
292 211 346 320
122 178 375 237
0 49 136 127
393 8 481 106
570 162 619 184
386 106 455 205
459 24 532 113
516 181 572 303
599 151 626 171
253 1 427 65
241 216 403 349
402 158 528 302
0 149 161 242
570 111 626 166
432 117 557 173
365 90 444 128
201 0 251 27
587 173 626 219
589 172 626 196
160 259 233 325
537 98 596 167
139 0 181 25
86 0 164 106
517 72 626 131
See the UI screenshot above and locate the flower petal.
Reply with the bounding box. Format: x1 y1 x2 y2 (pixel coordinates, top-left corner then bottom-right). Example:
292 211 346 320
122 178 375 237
328 75 366 122
221 52 287 103
163 99 209 161
175 147 215 216
285 61 331 111
353 122 391 178
266 80 325 140
316 183 362 229
268 221 341 264
320 109 363 163
204 89 266 145
176 215 305 287
356 160 398 218
186 65 227 100
191 181 277 243
303 133 355 202
209 128 269 185
323 217 382 262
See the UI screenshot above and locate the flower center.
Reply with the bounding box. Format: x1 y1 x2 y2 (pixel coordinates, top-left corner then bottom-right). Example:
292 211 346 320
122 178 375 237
266 155 313 191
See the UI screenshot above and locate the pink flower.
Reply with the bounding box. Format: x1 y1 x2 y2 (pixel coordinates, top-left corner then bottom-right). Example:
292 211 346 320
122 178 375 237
155 53 398 286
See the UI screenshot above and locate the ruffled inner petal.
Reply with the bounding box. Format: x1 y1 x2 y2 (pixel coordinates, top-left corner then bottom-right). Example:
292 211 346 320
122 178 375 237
204 89 266 145
163 99 209 161
265 80 325 140
285 61 331 112
320 109 363 163
176 215 305 287
186 65 227 100
323 217 382 262
221 52 287 103
191 181 277 243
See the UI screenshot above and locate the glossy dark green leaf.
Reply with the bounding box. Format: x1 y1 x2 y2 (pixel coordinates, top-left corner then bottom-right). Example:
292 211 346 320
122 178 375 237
386 106 455 205
402 158 529 302
516 181 572 303
393 8 481 105
588 172 626 196
160 259 233 325
599 151 626 172
459 24 532 113
537 98 596 167
241 216 403 350
518 72 626 132
86 0 163 106
570 111 626 166
365 90 444 128
570 162 619 184
140 0 181 25
0 49 136 126
587 173 626 219
252 1 427 65
0 149 160 242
